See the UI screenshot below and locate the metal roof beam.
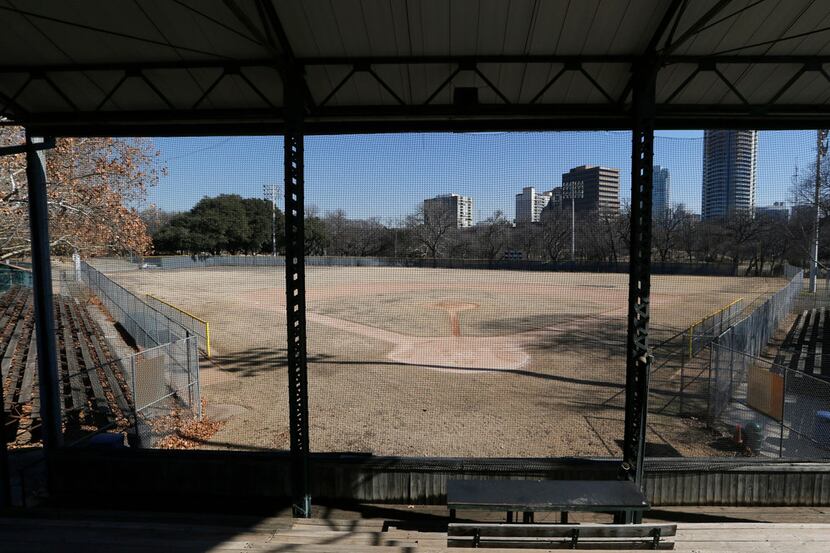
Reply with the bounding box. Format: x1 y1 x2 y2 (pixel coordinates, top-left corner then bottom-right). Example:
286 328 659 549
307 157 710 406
222 0 312 112
254 0 316 111
646 0 687 53
1 55 829 76
662 0 736 55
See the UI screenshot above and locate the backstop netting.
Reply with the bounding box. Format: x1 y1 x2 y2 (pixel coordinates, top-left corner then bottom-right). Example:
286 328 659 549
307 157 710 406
3 128 828 461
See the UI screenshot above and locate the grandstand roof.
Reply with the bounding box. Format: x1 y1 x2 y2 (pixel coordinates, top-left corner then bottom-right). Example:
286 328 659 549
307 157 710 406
2 0 830 134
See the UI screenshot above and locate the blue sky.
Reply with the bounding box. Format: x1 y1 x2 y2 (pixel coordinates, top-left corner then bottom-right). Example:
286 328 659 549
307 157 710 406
147 130 816 223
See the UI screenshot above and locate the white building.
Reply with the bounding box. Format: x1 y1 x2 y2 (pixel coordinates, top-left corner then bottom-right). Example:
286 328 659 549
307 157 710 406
515 186 554 223
756 201 789 221
702 130 758 220
423 193 474 228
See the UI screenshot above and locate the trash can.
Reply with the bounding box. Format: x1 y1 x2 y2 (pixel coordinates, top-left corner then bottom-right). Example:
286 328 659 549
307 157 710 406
742 422 764 454
814 411 830 447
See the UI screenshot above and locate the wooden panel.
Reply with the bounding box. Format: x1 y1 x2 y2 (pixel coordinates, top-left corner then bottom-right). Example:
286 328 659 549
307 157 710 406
747 367 783 421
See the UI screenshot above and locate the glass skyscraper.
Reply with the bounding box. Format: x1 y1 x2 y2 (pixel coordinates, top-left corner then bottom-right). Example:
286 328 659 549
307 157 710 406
702 130 758 220
653 165 670 218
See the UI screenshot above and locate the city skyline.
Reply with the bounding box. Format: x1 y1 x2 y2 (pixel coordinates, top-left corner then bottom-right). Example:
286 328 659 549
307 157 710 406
146 131 812 223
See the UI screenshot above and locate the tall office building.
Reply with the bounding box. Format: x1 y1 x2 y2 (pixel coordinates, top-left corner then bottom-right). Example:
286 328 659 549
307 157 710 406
515 186 553 223
423 193 474 228
701 130 758 220
561 165 620 216
653 165 671 218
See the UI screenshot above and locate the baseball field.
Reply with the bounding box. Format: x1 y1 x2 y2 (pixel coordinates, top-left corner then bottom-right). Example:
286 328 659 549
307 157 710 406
107 265 785 457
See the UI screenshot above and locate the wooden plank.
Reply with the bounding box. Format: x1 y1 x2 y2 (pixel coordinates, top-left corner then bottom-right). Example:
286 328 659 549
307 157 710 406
0 287 27 332
814 308 825 376
2 295 33 411
67 300 114 424
797 310 813 374
448 523 677 538
58 296 87 413
79 307 132 416
0 293 31 380
17 326 37 404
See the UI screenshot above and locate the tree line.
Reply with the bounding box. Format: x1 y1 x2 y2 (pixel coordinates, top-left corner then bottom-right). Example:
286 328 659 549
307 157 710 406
145 191 824 275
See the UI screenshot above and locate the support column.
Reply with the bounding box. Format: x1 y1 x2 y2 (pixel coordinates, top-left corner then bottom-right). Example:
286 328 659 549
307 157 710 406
26 133 63 465
622 61 657 506
283 80 311 517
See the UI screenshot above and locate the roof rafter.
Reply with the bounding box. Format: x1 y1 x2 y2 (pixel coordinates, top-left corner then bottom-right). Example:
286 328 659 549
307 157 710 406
251 0 316 111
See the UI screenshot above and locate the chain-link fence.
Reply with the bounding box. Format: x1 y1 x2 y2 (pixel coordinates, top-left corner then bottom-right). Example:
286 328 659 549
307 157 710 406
123 254 741 275
80 261 192 350
706 343 830 458
708 270 804 421
685 298 745 359
122 336 201 447
0 263 32 295
67 336 202 448
145 294 211 357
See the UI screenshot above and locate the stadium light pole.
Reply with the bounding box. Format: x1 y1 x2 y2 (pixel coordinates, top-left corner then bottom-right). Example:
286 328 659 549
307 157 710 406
563 181 584 260
810 130 828 293
263 183 280 256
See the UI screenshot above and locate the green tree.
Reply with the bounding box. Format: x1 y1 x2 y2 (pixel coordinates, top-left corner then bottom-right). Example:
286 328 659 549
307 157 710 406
242 198 282 254
190 195 251 253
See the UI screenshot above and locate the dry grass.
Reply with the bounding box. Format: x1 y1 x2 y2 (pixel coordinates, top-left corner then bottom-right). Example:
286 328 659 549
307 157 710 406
107 265 784 458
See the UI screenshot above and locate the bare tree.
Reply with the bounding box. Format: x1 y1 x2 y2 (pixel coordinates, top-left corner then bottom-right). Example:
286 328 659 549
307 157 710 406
475 210 511 264
406 203 457 265
652 206 685 262
538 208 570 261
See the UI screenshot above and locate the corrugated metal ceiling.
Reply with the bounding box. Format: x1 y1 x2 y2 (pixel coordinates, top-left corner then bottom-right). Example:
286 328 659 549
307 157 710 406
2 0 830 133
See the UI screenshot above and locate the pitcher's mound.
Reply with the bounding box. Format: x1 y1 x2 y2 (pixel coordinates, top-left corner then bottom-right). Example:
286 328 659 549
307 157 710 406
389 336 529 372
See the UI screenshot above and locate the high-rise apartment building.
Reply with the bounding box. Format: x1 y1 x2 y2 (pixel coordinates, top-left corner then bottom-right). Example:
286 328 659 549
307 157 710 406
561 165 620 216
701 130 758 220
423 193 474 228
515 186 553 223
653 165 671 218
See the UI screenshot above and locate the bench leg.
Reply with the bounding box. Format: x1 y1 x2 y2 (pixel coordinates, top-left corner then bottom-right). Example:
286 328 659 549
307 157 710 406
449 508 456 521
560 511 568 524
522 511 533 523
506 511 513 523
651 527 661 549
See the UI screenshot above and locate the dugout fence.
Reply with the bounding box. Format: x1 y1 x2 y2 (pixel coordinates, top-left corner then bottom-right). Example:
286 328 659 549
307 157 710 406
708 270 804 422
80 261 193 350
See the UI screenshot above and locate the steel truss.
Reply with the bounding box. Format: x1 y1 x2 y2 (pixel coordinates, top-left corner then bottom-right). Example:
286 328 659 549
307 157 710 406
5 54 830 133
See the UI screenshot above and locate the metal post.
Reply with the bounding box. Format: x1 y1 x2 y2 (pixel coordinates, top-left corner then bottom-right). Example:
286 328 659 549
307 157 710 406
810 130 827 293
707 344 713 423
26 133 63 465
284 74 311 518
272 187 277 257
622 60 657 516
679 335 686 417
186 331 193 409
571 195 576 260
779 368 787 458
130 355 137 409
264 183 280 256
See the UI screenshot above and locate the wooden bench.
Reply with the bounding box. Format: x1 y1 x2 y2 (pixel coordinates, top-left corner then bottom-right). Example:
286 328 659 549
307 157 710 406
447 479 650 524
448 522 677 549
